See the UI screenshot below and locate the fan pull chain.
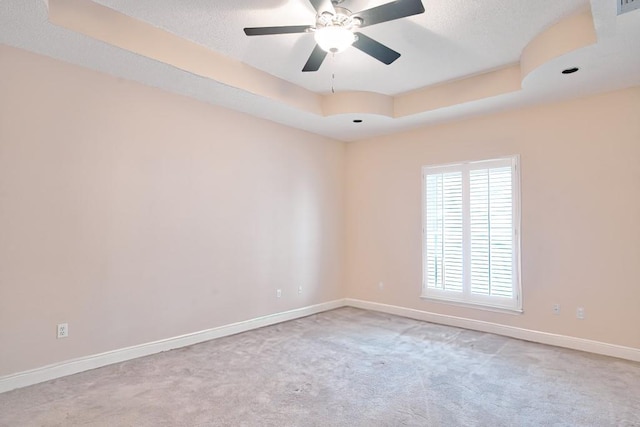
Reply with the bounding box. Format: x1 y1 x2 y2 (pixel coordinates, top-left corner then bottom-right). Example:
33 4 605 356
331 53 336 94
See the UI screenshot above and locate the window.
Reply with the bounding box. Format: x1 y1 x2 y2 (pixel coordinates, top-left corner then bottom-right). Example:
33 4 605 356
422 156 521 311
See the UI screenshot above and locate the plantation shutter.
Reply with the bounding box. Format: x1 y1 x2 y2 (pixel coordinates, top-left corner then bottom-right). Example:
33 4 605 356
424 172 463 292
422 157 520 311
469 166 513 298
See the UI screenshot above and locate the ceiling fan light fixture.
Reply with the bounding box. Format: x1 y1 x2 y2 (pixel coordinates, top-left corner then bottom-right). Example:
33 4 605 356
314 26 356 53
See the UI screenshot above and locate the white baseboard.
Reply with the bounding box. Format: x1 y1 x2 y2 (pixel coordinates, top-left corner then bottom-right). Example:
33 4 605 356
3 297 638 394
344 298 640 363
0 299 345 394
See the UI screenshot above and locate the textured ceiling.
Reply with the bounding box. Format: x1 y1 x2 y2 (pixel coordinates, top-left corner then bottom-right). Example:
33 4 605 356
1 0 640 141
94 0 588 95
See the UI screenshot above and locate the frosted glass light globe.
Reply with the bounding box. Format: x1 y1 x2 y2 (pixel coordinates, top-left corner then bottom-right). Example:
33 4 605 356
314 26 356 53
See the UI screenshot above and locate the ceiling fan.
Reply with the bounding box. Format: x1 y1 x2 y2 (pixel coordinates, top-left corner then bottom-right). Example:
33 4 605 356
243 0 425 72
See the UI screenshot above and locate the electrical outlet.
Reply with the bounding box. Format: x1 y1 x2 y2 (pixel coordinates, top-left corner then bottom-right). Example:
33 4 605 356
553 304 560 315
57 323 69 339
276 289 282 298
298 286 302 294
378 282 384 291
576 307 585 319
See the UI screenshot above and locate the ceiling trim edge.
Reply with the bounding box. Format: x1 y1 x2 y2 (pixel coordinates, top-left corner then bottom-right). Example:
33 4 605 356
48 0 597 120
521 9 597 85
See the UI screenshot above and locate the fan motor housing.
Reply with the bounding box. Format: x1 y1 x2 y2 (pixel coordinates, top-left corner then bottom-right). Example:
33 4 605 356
317 7 362 30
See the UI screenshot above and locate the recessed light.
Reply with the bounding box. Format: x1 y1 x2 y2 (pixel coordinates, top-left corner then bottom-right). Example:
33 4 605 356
353 119 363 123
562 67 579 74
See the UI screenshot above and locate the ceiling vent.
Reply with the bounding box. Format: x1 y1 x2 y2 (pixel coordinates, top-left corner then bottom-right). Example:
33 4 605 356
618 0 640 15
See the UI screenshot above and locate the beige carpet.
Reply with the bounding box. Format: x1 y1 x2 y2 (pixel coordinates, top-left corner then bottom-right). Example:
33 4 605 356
1 307 639 426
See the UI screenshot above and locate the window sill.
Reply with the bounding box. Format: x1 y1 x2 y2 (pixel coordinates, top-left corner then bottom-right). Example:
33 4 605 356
419 295 523 315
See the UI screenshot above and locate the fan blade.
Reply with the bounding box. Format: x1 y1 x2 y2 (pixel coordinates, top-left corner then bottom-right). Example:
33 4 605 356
309 0 336 15
352 33 401 65
353 0 425 28
244 25 313 36
302 45 328 72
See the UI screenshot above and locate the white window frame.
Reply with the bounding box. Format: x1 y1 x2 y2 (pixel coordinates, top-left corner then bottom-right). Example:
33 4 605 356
421 155 522 313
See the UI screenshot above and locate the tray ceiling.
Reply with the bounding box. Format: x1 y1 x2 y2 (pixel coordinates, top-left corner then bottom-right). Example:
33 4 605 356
1 0 639 141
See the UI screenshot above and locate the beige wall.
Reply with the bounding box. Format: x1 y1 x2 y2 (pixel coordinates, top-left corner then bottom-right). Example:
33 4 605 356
0 46 346 376
1 44 639 379
346 87 640 349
